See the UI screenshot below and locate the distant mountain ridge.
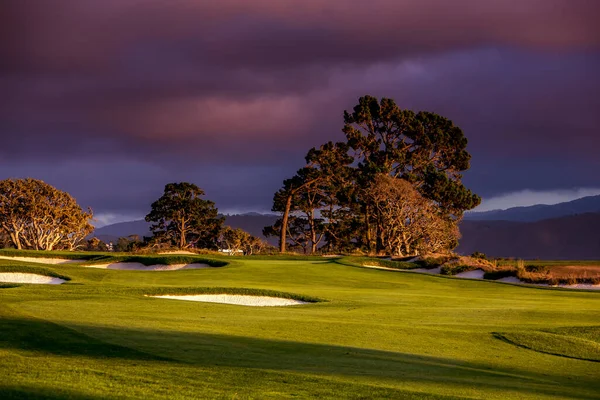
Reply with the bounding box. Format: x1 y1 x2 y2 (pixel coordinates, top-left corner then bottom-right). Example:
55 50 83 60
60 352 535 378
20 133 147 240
457 212 600 260
94 198 600 259
465 195 600 222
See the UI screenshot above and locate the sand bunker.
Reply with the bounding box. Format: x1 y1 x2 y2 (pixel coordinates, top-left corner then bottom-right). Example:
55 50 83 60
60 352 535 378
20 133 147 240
84 262 211 271
0 255 83 264
149 294 309 306
362 264 402 271
497 276 600 290
559 283 600 290
455 269 485 279
0 272 65 284
158 250 197 255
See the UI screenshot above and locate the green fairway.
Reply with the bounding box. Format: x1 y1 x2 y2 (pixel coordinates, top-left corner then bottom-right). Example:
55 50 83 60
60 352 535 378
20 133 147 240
0 253 599 399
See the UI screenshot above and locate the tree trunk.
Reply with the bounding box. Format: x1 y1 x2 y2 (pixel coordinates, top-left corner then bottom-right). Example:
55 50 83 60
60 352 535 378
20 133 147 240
179 218 187 249
365 206 374 254
279 193 293 253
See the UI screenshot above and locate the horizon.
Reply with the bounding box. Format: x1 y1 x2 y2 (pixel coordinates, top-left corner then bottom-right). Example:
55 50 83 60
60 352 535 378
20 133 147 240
92 191 600 228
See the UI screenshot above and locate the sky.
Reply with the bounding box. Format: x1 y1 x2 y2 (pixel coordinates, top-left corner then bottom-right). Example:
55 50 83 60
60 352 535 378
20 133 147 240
1 0 599 226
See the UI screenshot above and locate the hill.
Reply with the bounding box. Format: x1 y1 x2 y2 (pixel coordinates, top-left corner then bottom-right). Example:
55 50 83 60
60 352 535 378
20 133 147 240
465 194 600 222
457 212 600 259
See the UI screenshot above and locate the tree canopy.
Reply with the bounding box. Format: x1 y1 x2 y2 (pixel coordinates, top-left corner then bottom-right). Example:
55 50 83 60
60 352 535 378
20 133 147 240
266 95 481 255
145 182 223 249
0 178 93 250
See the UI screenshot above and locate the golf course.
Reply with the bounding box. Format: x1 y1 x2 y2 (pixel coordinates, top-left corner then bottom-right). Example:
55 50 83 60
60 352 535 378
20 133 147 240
0 251 598 399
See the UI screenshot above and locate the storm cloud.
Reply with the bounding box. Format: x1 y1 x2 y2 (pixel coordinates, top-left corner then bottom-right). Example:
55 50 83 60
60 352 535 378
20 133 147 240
1 0 599 222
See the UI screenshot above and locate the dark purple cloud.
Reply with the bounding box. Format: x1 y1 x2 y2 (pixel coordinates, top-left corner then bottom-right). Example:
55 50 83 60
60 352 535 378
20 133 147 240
1 0 599 221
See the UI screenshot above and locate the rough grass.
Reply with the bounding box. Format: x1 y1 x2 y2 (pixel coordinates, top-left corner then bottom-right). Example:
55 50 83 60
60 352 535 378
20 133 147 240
0 252 599 399
494 326 600 362
439 256 494 276
0 265 71 281
343 256 418 269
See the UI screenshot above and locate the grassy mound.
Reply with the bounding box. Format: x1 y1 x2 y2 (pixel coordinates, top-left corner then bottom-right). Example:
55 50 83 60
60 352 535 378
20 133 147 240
142 287 323 303
440 256 495 275
0 265 71 281
0 250 229 268
0 249 103 261
81 255 228 267
342 256 418 270
494 326 600 362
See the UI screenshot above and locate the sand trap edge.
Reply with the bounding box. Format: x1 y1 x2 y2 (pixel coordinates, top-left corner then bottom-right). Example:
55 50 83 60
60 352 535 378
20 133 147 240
360 264 600 291
147 294 310 307
0 272 66 285
82 262 212 271
0 255 84 264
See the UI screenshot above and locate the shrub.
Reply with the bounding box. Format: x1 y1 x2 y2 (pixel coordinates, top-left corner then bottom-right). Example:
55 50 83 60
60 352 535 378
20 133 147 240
440 264 475 275
414 256 453 269
483 269 516 280
471 252 487 260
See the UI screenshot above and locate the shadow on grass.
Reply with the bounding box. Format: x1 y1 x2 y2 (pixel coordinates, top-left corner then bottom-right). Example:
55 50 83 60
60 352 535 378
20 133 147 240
0 386 104 400
0 312 598 399
0 315 171 362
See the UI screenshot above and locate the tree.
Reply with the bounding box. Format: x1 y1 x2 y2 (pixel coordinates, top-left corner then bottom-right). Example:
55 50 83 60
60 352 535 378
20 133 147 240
366 175 459 256
219 227 247 255
145 182 223 249
267 142 353 253
267 95 480 255
85 237 109 252
0 178 93 251
114 235 143 252
220 227 270 255
343 96 480 219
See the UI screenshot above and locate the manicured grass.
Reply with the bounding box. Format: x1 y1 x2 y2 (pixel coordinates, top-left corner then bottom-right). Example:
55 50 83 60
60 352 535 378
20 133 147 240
495 326 600 362
0 253 599 399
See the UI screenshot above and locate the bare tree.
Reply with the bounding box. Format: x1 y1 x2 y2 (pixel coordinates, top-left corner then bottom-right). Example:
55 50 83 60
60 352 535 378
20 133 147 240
367 175 459 256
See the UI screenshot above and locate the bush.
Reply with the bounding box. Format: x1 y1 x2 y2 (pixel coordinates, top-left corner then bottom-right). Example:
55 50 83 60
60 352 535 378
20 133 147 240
440 264 475 275
471 252 487 260
483 269 516 280
414 256 453 269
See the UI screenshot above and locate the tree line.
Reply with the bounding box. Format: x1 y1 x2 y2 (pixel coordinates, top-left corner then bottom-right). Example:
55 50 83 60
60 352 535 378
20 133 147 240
0 180 269 254
0 95 480 256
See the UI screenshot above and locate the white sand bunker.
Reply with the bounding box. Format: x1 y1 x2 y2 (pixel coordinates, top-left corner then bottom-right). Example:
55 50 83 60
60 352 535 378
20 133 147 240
497 276 600 290
0 255 83 264
362 264 400 271
158 250 197 255
455 269 485 279
84 262 211 271
0 272 65 285
150 294 309 307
